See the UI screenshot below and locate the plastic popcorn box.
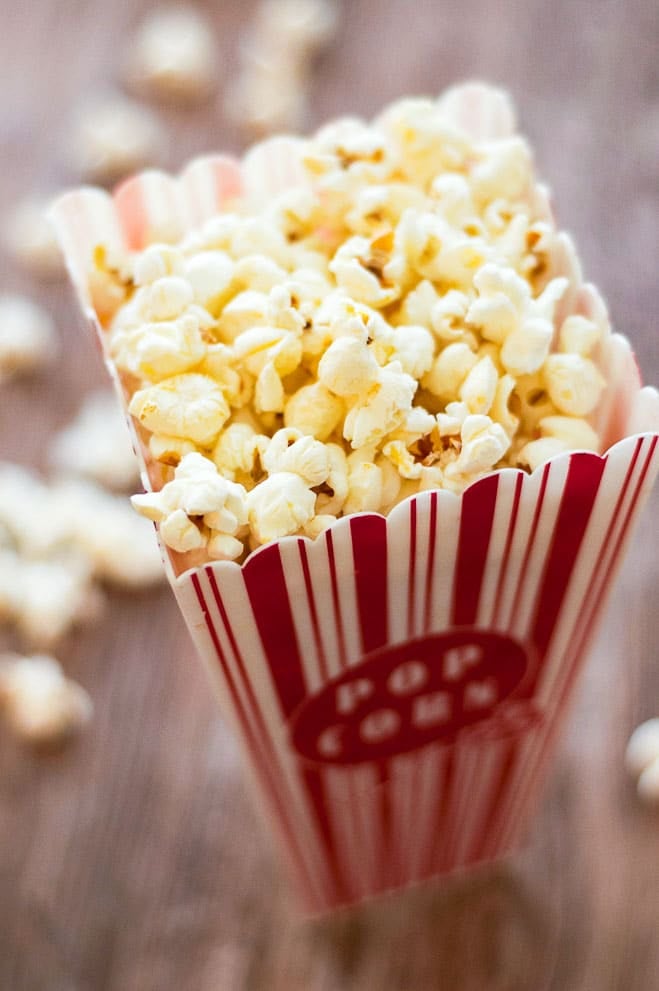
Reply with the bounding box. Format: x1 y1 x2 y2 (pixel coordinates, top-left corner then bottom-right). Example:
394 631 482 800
52 84 659 913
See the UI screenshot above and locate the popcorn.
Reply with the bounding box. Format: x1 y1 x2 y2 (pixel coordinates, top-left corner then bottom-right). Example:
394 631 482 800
123 5 217 103
184 251 235 312
343 456 383 515
149 433 197 466
70 94 164 183
212 423 260 480
329 235 399 308
51 480 165 588
133 244 185 285
246 472 316 542
459 355 498 415
318 337 380 397
543 354 606 416
315 443 348 515
132 453 248 560
128 374 230 446
0 294 57 382
0 653 92 748
4 197 64 279
50 390 140 490
559 314 601 356
445 415 511 480
625 719 659 806
91 86 612 563
423 342 478 403
284 382 344 441
538 415 599 451
0 548 100 647
260 428 330 486
516 436 571 473
343 362 417 449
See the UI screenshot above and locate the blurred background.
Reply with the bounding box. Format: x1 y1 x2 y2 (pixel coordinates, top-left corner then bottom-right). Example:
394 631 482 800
1 1 658 988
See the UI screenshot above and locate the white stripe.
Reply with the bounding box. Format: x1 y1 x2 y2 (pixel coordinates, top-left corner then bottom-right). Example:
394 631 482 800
329 518 362 664
476 471 523 628
277 540 324 695
427 492 461 633
386 502 413 644
305 531 342 681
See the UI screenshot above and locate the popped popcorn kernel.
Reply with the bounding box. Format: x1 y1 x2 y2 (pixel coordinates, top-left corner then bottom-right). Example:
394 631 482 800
246 471 316 542
318 336 380 397
284 382 344 440
559 314 601 356
123 5 218 103
261 428 330 486
0 294 57 382
0 653 92 748
543 354 606 416
423 342 478 403
128 373 230 446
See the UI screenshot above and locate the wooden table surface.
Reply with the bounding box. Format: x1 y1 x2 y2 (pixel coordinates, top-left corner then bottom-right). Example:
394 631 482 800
2 1 658 988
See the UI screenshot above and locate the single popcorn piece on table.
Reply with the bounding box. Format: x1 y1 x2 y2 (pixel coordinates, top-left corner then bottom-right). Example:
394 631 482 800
227 0 338 137
625 719 659 807
81 85 614 566
0 548 101 648
0 461 164 648
70 94 165 183
0 653 92 748
122 5 218 103
50 390 140 490
4 196 64 279
0 294 57 383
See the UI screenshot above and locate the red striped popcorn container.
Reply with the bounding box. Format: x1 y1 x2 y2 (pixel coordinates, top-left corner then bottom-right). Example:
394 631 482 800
52 84 659 914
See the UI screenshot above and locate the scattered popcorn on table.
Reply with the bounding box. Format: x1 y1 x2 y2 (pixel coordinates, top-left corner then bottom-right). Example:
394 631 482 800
0 294 57 383
69 95 165 183
0 461 165 647
84 86 612 567
226 0 339 137
0 653 92 748
122 5 218 104
50 390 140 490
626 719 659 807
3 197 64 279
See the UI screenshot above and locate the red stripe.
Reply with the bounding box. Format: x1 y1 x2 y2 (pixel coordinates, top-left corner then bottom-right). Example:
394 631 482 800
325 530 348 668
528 452 606 670
114 176 149 250
474 740 519 861
407 500 417 638
423 492 438 633
212 156 243 206
451 473 500 626
297 540 328 683
190 573 319 908
491 473 524 626
508 462 551 627
349 514 389 655
301 768 348 907
242 544 306 718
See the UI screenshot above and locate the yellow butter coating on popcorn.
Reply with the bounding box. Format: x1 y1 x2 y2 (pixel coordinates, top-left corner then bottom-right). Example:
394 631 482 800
89 86 612 564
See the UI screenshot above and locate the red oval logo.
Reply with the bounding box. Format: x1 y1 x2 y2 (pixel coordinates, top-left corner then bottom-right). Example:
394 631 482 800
289 629 532 765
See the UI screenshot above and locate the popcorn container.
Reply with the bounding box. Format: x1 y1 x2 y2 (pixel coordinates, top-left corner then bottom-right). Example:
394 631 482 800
52 84 659 914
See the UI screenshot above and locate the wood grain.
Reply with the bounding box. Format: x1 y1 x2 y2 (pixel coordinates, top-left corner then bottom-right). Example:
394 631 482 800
1 1 658 988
